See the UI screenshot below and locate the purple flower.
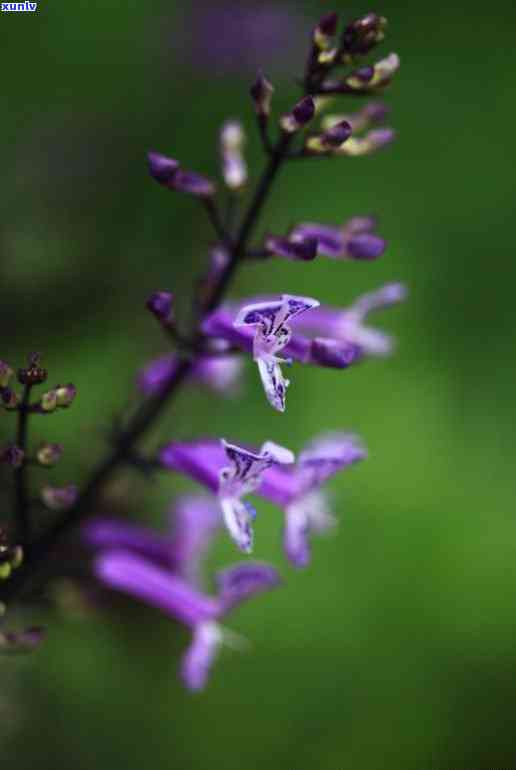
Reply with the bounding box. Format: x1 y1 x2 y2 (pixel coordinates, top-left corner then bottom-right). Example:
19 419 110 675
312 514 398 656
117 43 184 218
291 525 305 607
137 353 243 396
148 152 215 197
291 216 386 261
234 294 320 411
220 121 247 190
92 529 280 689
258 433 366 567
159 439 294 553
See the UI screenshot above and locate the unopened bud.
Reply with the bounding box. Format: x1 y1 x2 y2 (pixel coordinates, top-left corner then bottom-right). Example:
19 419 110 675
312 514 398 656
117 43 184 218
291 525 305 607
1 388 19 410
37 443 63 467
335 127 395 157
41 389 58 412
341 13 387 58
0 361 13 388
41 484 78 511
306 120 352 153
314 11 338 50
146 291 174 323
280 96 315 133
250 72 274 117
17 352 48 386
55 384 76 408
1 445 24 469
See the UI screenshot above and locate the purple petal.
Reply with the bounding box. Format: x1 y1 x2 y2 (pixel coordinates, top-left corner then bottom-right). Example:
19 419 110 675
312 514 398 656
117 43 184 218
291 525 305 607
159 440 224 493
352 282 407 318
220 498 255 554
220 439 293 499
138 353 179 395
84 518 173 567
95 550 221 627
310 338 361 368
297 432 367 488
283 505 311 568
193 355 243 393
180 622 222 691
169 495 222 582
290 223 344 258
345 233 386 260
217 562 281 611
257 357 289 412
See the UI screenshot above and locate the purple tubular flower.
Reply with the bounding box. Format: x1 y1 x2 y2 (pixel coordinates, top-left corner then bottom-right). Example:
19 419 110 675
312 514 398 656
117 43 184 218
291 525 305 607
265 235 318 261
168 495 222 583
258 433 366 567
290 217 386 261
310 339 361 368
92 538 280 689
234 294 320 411
138 353 243 396
146 291 174 322
160 438 294 553
147 152 215 197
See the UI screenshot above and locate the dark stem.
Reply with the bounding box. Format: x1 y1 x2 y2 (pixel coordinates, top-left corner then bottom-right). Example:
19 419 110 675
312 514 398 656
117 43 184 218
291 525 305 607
14 384 33 547
1 129 295 603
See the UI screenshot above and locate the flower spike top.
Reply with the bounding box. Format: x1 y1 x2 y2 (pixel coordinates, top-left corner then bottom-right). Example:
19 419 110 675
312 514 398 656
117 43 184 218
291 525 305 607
234 294 319 411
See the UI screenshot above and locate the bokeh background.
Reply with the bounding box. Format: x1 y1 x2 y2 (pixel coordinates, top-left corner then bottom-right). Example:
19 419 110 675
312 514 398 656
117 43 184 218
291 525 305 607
2 0 516 768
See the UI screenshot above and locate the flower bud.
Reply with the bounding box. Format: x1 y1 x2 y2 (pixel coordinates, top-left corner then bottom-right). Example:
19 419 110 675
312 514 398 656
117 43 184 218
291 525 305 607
40 389 58 412
341 12 387 58
346 53 400 91
250 72 274 117
41 484 78 511
0 530 23 580
148 152 215 197
1 388 19 410
280 96 315 133
306 120 352 153
265 235 318 261
313 11 338 50
36 443 63 467
17 352 47 386
1 445 24 469
322 102 390 135
220 120 247 190
0 361 13 388
335 127 395 157
146 291 174 323
55 384 77 408
147 152 180 185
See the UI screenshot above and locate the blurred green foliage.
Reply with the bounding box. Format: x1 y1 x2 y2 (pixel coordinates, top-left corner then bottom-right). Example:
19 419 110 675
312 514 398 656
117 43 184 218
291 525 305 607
2 0 516 768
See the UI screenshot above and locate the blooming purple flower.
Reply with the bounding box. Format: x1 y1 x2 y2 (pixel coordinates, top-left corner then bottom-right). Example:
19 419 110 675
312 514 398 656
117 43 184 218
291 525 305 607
137 353 243 396
234 294 320 411
290 216 386 261
160 439 294 553
90 495 281 690
148 152 215 197
258 432 366 567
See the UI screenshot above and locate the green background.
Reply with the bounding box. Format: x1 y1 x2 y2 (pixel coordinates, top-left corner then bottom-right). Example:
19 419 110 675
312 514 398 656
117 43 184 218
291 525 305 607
2 1 516 768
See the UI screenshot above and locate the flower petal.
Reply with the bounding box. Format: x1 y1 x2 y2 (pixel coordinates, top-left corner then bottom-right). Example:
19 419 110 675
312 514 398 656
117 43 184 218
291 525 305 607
217 562 281 611
94 550 221 626
180 621 223 691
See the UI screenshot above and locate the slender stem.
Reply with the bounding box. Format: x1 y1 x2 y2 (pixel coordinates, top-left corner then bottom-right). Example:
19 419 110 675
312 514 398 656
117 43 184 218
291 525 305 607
1 129 295 603
14 384 32 547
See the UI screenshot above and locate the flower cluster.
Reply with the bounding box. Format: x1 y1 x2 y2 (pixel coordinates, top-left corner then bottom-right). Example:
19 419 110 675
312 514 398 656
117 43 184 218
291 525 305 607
0 10 404 689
